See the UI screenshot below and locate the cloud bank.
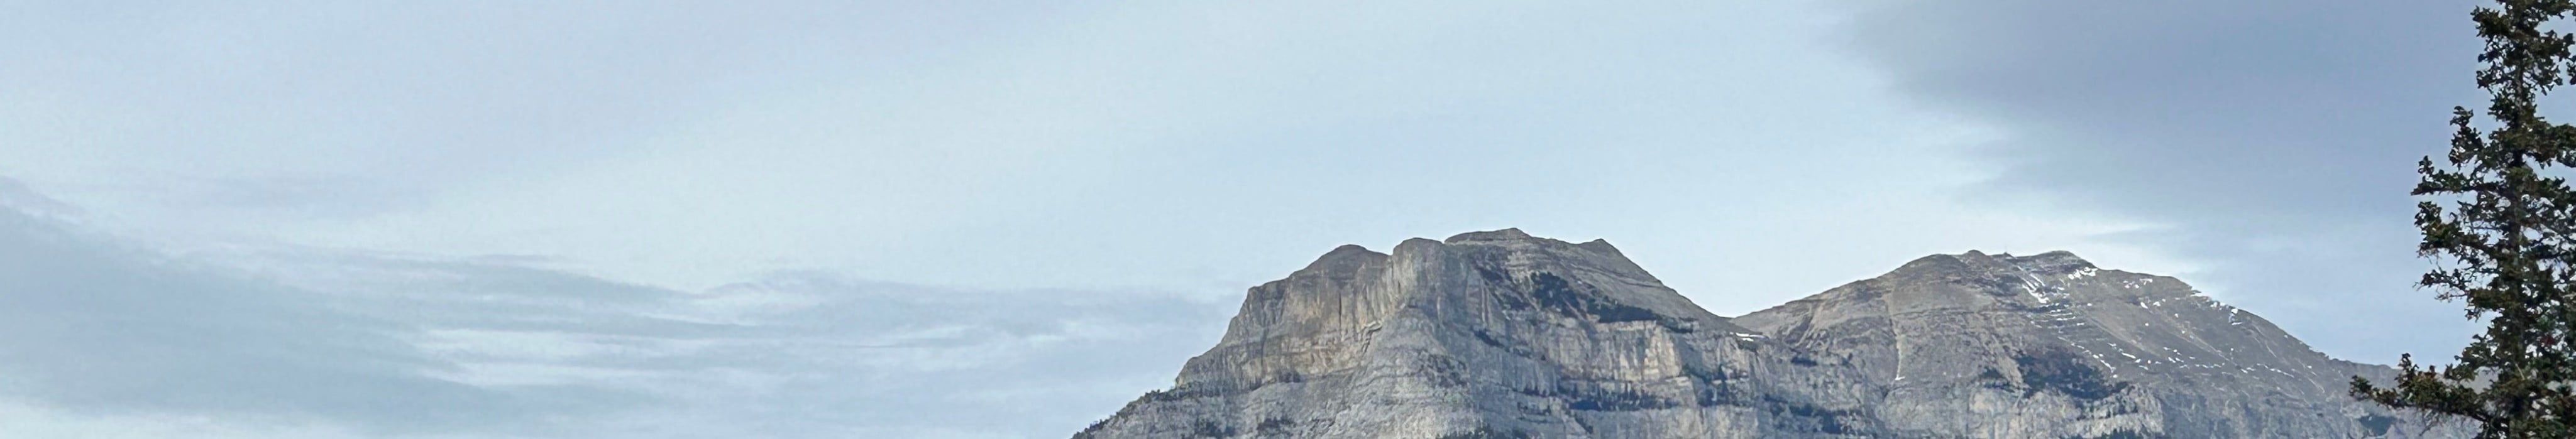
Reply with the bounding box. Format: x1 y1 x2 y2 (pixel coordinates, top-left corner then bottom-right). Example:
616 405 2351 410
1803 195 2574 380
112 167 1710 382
0 193 1228 438
1840 0 2489 361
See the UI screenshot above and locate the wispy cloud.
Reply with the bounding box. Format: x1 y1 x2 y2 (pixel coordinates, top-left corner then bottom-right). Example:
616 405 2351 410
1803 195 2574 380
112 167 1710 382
0 204 540 433
0 200 1231 438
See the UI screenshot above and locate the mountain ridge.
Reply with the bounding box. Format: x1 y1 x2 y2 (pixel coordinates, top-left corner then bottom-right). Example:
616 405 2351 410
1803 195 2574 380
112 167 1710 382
1079 229 2454 438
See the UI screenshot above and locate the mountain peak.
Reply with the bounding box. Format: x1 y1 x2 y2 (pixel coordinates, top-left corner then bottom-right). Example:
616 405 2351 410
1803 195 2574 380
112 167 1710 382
1995 250 2095 272
1086 236 2445 438
1086 229 1819 438
1734 249 2425 438
1297 244 1389 275
1890 250 2097 279
1442 227 1535 243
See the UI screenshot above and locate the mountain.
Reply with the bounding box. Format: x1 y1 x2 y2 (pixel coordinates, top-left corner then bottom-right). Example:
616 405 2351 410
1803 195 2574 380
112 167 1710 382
1736 251 2445 438
1075 230 2453 438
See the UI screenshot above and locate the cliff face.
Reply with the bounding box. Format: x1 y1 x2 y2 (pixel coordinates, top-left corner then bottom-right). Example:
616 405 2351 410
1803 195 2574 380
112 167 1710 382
1077 230 2455 438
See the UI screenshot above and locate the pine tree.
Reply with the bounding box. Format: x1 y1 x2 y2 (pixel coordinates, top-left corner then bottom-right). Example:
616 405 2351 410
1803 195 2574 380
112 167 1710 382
2351 1 2576 437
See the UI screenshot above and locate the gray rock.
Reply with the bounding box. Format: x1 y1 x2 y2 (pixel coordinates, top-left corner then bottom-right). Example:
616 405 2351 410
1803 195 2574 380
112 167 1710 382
1077 230 2460 438
1738 251 2453 438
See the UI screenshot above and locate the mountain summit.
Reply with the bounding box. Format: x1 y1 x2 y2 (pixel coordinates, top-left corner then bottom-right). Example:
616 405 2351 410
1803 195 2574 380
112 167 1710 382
1077 230 2450 438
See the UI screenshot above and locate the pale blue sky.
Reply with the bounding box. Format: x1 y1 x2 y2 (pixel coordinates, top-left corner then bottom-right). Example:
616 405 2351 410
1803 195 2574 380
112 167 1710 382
0 1 2478 438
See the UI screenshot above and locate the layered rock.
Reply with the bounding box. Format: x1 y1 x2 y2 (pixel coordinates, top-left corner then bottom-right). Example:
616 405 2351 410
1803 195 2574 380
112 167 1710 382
1076 229 1888 438
1078 230 2456 438
1737 251 2447 438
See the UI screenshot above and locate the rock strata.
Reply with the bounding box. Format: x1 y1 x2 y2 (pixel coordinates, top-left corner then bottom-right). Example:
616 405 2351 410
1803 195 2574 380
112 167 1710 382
1077 230 2455 438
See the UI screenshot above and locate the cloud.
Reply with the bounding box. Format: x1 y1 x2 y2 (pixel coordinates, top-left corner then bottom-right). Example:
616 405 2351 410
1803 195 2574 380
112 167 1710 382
0 203 546 433
2 1 2141 313
1839 0 2488 361
241 253 1236 438
0 195 1230 438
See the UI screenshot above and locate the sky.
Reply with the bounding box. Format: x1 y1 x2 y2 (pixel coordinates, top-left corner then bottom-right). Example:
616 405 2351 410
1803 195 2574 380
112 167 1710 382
0 1 2485 438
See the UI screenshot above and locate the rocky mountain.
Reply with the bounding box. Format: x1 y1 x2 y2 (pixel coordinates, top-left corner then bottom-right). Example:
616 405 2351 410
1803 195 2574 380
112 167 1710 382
1736 250 2449 438
1076 230 2453 438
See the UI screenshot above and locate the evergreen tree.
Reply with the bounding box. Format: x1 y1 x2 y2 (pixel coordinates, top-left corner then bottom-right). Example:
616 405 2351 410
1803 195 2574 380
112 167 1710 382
2352 1 2576 437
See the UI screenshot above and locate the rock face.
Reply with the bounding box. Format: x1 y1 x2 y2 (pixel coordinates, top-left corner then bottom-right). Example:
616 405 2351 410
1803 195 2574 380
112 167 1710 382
1076 230 2453 438
1736 251 2448 438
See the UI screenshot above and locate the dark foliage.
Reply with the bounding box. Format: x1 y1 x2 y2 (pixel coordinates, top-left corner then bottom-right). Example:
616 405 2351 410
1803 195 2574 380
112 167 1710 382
1525 272 1659 323
1191 420 1235 438
1563 386 1680 411
2014 351 2128 401
2351 1 2576 437
1074 418 1111 438
1255 417 1296 435
1976 366 2019 391
1761 394 1860 434
1655 316 1698 333
1696 380 1754 407
2360 414 2399 436
1421 354 1471 388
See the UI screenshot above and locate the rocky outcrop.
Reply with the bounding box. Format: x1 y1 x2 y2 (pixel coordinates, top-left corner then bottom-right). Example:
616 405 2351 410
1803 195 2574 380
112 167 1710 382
1077 230 2455 438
